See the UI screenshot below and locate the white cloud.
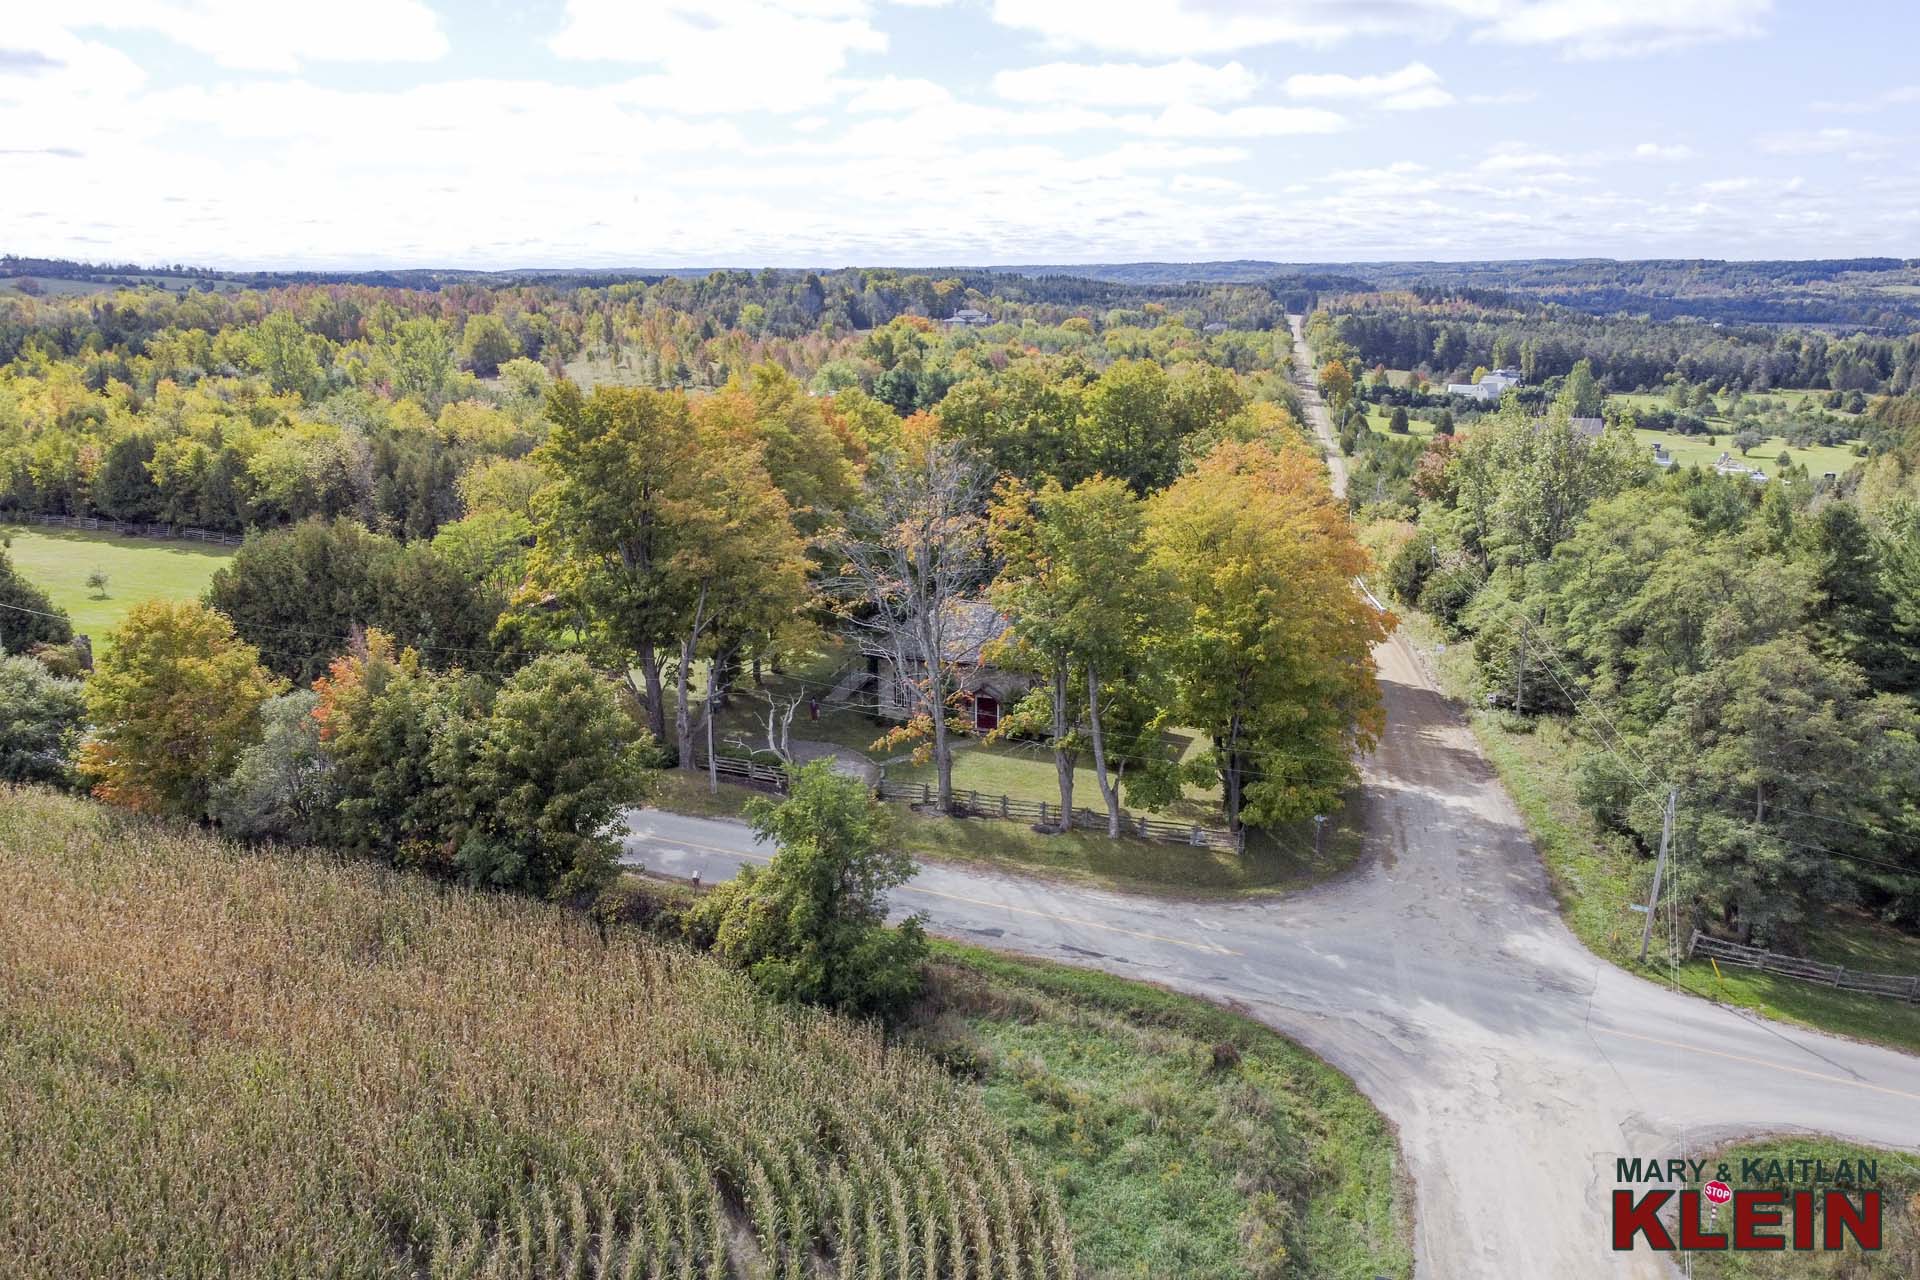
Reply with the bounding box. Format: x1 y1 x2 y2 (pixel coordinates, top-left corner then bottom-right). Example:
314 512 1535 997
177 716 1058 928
1757 127 1884 156
1634 142 1694 160
54 0 446 71
1134 104 1345 138
1478 147 1571 173
841 76 954 112
550 0 888 113
1381 86 1456 111
990 0 1769 59
1471 0 1771 59
1285 62 1440 100
993 59 1257 108
1814 84 1920 114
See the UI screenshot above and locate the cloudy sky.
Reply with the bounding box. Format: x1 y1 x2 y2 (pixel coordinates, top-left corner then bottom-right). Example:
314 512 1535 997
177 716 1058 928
4 0 1917 268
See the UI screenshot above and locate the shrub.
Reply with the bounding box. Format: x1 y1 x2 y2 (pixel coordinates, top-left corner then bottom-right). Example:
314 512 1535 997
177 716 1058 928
208 690 339 843
81 600 283 817
0 654 86 785
688 760 928 1016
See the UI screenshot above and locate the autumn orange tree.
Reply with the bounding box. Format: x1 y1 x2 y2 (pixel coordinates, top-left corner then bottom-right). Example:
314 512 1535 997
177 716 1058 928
1149 439 1391 831
1319 358 1354 415
81 600 283 817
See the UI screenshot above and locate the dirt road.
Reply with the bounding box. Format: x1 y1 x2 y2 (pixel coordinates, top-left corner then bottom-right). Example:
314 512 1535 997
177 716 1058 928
1287 312 1348 498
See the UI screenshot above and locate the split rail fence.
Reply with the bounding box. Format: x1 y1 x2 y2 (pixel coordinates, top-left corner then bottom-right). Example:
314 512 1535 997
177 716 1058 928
693 753 1244 852
1688 930 1920 1004
3 510 244 545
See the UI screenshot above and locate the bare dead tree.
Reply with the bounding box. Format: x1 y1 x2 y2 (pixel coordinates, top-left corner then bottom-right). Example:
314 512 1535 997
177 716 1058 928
832 438 992 815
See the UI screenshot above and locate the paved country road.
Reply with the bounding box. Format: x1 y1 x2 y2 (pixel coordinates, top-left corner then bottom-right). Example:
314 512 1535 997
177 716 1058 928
621 325 1920 1275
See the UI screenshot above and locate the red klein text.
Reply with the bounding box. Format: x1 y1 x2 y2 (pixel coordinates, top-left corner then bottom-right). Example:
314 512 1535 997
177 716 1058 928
1612 1189 1882 1252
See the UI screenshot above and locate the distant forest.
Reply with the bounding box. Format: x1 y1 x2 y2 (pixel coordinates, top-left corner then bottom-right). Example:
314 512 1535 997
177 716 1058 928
995 257 1920 331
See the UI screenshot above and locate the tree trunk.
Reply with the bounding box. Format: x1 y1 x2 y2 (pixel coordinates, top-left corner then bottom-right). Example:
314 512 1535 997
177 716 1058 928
930 667 955 813
675 636 698 772
1050 662 1074 833
1087 664 1122 838
1222 712 1245 832
636 647 666 745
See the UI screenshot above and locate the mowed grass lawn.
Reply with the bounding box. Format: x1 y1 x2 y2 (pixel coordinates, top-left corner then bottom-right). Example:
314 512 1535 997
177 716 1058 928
1405 611 1920 1055
1631 427 1863 478
2 524 233 649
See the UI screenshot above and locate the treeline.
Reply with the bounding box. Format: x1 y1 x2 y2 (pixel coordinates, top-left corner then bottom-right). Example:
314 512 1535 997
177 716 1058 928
1310 294 1920 393
0 272 1285 535
1372 386 1920 950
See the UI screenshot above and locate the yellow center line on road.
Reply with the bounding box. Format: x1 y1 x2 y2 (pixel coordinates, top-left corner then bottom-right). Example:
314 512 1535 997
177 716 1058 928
1593 1026 1920 1103
630 833 1241 958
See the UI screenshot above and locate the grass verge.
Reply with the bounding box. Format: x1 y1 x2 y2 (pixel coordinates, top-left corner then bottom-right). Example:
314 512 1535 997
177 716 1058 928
1688 1137 1917 1277
1399 610 1920 1056
917 940 1415 1280
647 771 1368 899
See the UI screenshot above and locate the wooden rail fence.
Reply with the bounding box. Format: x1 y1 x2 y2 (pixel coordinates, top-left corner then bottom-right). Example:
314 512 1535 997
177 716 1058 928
2 510 244 545
875 778 1243 852
692 754 1245 852
1688 930 1920 1004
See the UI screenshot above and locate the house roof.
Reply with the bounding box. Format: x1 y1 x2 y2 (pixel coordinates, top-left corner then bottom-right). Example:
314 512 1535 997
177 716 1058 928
857 600 1011 665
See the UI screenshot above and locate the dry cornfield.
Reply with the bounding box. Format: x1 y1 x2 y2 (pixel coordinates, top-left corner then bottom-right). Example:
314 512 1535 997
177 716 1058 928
0 786 1076 1279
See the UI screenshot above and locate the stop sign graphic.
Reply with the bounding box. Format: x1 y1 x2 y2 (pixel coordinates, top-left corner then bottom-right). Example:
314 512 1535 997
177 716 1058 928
1704 1180 1733 1206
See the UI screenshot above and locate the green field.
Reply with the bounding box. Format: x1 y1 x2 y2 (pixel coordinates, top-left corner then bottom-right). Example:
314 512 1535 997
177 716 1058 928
1 524 234 648
1404 611 1920 1055
0 784 1413 1279
1632 428 1864 478
1364 408 1438 438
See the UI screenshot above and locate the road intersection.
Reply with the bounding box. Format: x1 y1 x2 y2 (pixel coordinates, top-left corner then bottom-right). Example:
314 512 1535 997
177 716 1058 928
620 323 1920 1274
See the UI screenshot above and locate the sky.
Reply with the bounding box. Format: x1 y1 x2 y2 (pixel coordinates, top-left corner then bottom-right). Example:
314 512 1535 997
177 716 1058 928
3 0 1918 269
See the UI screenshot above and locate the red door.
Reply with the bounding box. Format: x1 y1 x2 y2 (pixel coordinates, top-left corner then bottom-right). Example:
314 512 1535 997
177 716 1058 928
974 695 998 733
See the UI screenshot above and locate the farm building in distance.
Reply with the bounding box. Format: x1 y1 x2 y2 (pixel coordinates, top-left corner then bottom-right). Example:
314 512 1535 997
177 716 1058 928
1446 367 1523 401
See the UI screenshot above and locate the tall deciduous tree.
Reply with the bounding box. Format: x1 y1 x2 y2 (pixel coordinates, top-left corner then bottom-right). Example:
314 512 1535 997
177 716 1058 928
1149 440 1390 831
990 473 1161 835
836 418 990 813
81 600 284 816
527 383 705 744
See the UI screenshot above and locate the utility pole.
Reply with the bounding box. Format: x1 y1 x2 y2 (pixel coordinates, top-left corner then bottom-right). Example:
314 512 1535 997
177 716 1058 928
706 683 719 795
1514 618 1527 716
1638 788 1678 963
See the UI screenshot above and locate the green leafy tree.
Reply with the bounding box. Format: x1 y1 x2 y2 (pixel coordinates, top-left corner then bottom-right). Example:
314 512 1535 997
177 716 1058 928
81 600 284 816
209 690 339 843
460 313 520 378
0 549 71 653
0 653 86 785
990 473 1165 835
686 760 926 1015
207 518 500 683
1388 406 1410 434
438 653 649 898
1559 358 1603 418
245 310 325 398
312 630 473 868
1149 441 1390 830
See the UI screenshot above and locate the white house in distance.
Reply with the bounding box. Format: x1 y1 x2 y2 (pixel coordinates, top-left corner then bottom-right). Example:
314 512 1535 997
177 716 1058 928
941 307 992 328
1446 367 1523 401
